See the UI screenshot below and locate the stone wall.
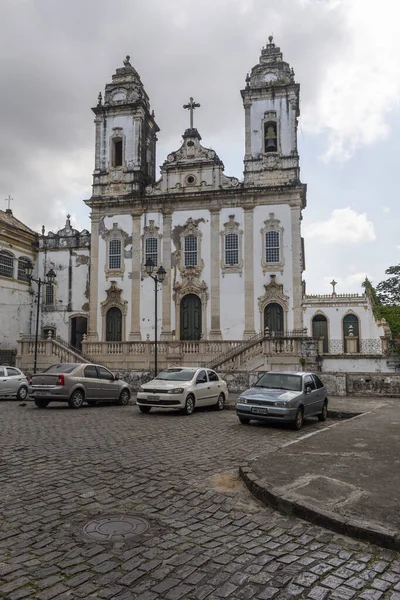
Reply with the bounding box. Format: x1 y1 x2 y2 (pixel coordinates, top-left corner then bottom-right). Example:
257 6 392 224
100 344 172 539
0 349 16 366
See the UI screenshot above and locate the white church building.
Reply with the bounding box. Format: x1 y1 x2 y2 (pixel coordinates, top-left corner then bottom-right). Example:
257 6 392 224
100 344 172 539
0 38 391 376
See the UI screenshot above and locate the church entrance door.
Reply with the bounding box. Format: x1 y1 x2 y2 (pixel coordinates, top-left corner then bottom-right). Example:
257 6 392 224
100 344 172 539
70 316 87 351
180 294 202 340
106 307 122 342
264 303 284 334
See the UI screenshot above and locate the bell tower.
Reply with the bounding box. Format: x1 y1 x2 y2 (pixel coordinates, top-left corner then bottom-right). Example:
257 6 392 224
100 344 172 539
241 37 301 187
91 56 159 201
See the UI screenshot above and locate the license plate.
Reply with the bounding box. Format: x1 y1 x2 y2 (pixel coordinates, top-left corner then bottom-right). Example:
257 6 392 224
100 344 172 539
148 395 160 401
36 391 50 397
252 407 268 415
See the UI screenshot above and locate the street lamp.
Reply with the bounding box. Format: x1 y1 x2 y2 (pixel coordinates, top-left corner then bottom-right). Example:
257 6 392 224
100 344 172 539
24 265 57 373
145 258 166 376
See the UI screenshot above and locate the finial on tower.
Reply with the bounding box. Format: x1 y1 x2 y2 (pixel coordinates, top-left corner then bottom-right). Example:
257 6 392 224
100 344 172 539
123 55 131 67
245 73 250 88
97 92 102 106
268 35 273 44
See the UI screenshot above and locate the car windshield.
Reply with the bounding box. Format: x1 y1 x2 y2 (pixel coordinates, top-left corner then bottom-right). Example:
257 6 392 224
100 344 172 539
43 364 79 374
155 368 196 381
254 373 302 392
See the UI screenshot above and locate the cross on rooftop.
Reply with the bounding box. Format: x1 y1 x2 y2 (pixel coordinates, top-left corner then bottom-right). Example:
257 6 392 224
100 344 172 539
183 97 200 129
5 195 13 211
330 279 337 294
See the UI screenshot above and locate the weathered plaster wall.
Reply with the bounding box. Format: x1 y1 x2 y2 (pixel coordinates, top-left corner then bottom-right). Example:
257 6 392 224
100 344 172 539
303 302 386 341
250 97 292 156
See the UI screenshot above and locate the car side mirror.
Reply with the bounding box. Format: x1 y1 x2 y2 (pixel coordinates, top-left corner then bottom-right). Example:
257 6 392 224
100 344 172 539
114 373 119 381
305 386 311 395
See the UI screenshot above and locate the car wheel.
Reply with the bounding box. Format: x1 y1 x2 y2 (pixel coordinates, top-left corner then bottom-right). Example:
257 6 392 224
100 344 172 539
117 389 130 406
17 386 28 401
183 395 195 415
139 406 151 413
214 393 225 411
86 400 98 406
68 389 84 409
34 399 49 408
293 407 304 430
238 415 250 424
318 399 328 422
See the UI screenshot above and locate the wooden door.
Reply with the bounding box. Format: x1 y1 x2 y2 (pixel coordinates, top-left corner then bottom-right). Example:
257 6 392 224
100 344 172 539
180 294 202 340
106 307 122 342
264 303 284 334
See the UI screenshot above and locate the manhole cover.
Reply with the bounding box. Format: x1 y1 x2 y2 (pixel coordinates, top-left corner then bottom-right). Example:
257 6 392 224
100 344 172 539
82 515 149 542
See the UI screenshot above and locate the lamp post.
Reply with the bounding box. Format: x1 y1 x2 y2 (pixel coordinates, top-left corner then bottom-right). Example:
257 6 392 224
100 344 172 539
24 265 57 374
145 258 166 376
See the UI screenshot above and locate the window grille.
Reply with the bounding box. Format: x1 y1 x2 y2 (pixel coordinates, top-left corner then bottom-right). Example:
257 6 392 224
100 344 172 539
0 250 14 278
265 231 280 263
224 233 239 265
17 257 32 282
184 235 198 267
45 284 54 305
109 240 122 269
145 237 158 266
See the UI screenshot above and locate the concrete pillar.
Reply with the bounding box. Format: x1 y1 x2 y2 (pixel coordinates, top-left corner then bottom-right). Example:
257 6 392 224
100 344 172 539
87 215 100 341
209 209 222 339
291 205 303 330
129 214 142 340
243 207 256 338
161 212 172 340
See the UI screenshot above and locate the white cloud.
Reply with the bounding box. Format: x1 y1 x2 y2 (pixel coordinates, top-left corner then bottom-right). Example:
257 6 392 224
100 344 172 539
304 207 376 244
383 207 391 213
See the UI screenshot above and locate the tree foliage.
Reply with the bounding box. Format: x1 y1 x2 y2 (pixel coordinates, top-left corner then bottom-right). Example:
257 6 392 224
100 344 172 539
376 264 400 305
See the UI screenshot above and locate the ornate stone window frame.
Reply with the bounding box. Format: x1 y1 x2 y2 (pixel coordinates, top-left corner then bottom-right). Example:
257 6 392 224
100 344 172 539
220 215 243 276
109 127 126 170
42 282 57 309
104 223 129 279
141 219 162 278
179 217 204 276
261 213 284 274
100 281 128 342
262 110 280 154
257 275 289 333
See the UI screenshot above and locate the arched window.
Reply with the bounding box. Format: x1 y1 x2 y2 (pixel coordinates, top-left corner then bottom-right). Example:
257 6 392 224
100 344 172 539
343 313 360 353
44 283 55 306
265 231 280 263
145 237 158 267
224 233 239 265
0 250 14 279
109 239 122 270
312 314 328 353
184 235 198 267
17 257 33 282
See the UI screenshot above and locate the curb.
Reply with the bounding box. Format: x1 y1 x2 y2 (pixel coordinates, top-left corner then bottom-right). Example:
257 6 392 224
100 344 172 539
239 464 400 552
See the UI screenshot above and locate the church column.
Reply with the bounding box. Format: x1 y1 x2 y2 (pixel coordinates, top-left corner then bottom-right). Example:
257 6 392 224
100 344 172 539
94 115 102 171
129 214 142 340
161 212 172 340
243 207 256 338
87 215 100 341
209 209 222 339
244 99 252 158
291 204 303 330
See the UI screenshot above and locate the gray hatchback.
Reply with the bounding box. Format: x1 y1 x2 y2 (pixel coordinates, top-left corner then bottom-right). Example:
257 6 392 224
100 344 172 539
29 363 131 409
236 371 328 430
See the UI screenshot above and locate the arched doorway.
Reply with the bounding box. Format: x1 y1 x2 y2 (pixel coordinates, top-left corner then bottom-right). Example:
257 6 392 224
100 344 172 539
264 303 284 334
70 316 88 351
180 294 202 340
312 314 328 353
343 314 360 353
106 307 122 342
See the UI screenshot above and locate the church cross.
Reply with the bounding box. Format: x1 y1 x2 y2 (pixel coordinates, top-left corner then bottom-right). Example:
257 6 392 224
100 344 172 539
330 279 337 295
183 97 200 129
5 195 13 211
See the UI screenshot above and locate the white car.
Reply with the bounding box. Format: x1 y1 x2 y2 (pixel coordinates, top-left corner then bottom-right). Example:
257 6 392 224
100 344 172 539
0 366 29 400
137 367 228 415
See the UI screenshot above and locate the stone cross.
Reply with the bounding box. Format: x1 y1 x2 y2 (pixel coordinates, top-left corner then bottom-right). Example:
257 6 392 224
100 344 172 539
330 279 337 295
183 97 200 129
5 195 13 211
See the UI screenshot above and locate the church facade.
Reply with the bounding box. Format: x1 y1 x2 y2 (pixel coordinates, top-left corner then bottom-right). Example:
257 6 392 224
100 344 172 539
2 38 390 373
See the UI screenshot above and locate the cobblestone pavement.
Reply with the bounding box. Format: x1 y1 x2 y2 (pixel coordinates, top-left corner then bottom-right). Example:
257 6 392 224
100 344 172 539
0 400 399 600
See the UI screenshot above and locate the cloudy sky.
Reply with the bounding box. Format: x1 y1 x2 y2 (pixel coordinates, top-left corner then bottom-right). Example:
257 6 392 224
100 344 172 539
0 0 399 293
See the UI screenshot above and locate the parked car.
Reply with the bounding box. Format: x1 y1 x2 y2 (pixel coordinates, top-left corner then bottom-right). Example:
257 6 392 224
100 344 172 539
137 367 228 415
236 371 328 430
29 363 131 409
0 366 29 400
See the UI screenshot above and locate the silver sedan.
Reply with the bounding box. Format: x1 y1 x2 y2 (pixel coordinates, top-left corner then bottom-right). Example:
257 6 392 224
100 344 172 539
236 371 328 430
0 366 29 400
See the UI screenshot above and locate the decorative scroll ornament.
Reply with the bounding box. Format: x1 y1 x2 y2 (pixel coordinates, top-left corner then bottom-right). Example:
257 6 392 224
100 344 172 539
100 281 128 316
257 275 289 313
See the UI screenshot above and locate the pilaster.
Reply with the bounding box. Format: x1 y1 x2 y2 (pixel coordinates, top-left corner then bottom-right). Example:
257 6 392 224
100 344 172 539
291 205 303 330
160 212 172 340
243 207 256 338
209 209 222 339
129 215 142 340
87 216 100 341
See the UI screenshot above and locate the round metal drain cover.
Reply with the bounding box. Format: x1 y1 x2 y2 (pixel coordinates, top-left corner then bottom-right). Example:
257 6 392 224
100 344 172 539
83 515 149 542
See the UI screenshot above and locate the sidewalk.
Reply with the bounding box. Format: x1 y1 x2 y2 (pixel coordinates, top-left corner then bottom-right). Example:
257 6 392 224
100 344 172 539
240 396 400 550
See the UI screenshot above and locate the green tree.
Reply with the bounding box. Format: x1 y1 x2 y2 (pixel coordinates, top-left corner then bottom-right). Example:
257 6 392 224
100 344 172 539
376 264 400 306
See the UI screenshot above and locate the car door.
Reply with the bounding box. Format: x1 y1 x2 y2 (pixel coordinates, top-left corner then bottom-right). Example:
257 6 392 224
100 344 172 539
97 366 119 400
303 375 318 416
82 365 102 400
312 374 325 411
205 370 220 405
194 369 209 406
0 367 7 396
6 367 23 396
